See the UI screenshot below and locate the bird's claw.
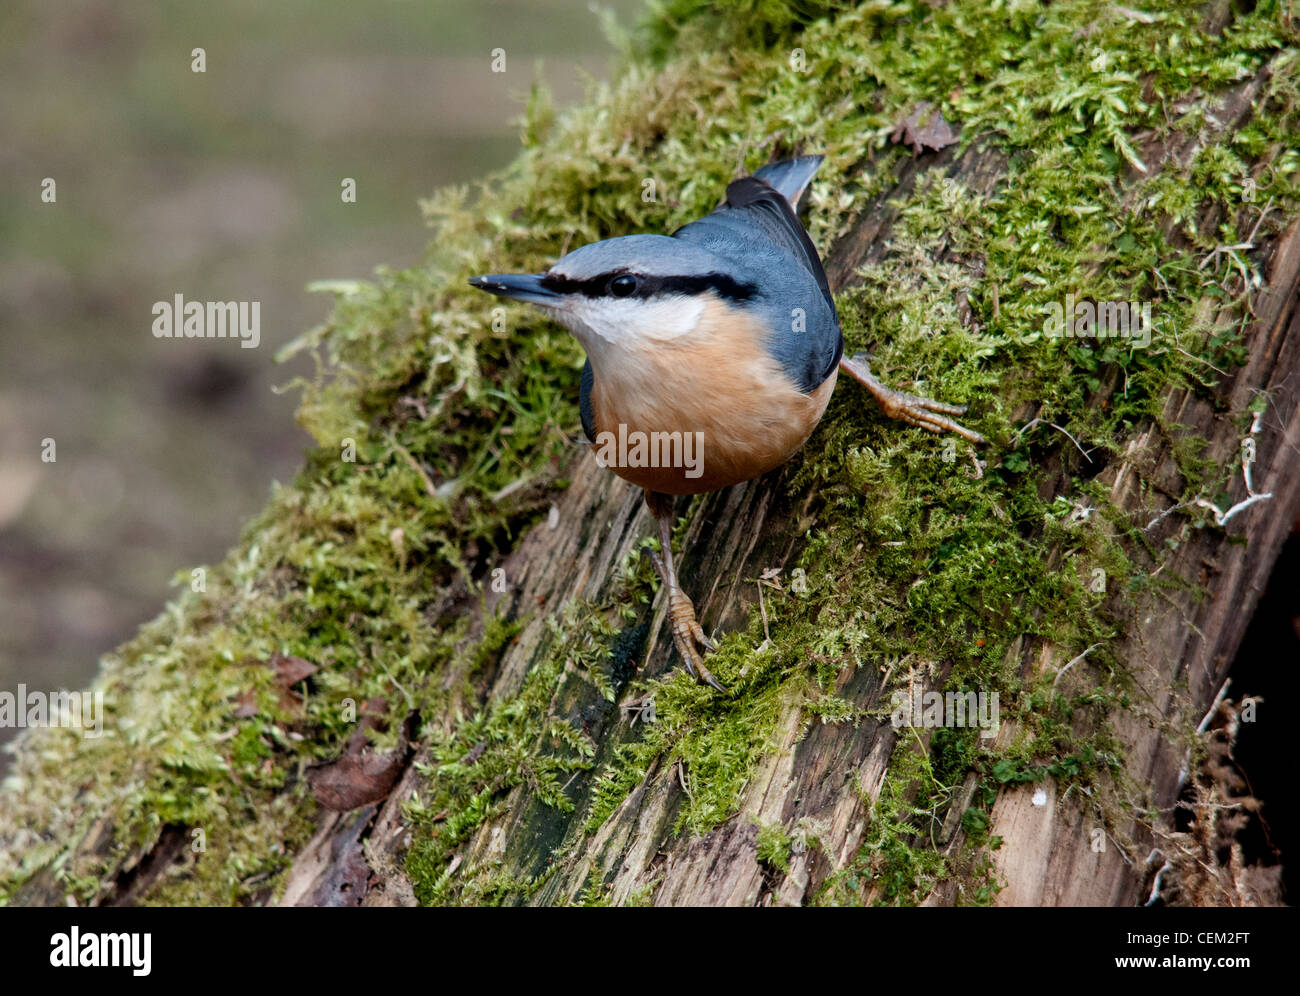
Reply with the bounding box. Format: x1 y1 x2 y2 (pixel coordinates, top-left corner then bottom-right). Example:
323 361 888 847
840 353 986 446
667 590 727 692
876 387 986 445
646 512 725 692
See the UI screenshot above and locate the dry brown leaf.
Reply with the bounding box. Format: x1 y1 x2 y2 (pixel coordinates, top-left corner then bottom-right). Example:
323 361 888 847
890 101 958 155
269 652 318 687
307 712 414 812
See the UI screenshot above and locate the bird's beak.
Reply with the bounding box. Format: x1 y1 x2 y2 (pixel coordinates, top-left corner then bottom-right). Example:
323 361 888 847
467 273 560 307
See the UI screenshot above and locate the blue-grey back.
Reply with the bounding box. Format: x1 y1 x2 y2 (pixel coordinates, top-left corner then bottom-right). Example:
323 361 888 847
672 177 841 393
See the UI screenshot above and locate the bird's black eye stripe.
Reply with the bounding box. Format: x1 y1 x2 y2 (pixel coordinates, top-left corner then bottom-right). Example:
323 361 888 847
539 271 756 302
653 273 757 301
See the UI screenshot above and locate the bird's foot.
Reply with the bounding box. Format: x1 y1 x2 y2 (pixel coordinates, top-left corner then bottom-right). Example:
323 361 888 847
840 353 985 445
644 493 727 694
667 588 727 692
647 544 725 692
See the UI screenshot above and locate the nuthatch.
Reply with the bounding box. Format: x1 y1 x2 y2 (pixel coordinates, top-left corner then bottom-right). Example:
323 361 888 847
471 156 982 691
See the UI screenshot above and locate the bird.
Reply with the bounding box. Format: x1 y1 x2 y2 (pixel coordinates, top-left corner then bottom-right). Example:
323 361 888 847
470 155 982 692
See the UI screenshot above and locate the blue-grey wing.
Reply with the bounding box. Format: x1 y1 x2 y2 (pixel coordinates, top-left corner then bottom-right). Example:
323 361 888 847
673 173 841 393
579 357 596 443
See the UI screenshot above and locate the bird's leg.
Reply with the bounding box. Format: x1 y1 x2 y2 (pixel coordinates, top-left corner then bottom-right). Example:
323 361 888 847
840 352 985 445
643 490 726 693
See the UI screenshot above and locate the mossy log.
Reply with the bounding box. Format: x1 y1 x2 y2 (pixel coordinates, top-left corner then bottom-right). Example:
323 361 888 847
284 91 1300 907
3 0 1298 906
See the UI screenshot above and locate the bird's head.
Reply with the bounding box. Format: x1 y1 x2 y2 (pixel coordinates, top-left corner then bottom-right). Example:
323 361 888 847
469 235 755 365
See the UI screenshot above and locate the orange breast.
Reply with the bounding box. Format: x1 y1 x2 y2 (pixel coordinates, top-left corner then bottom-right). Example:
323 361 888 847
587 297 836 495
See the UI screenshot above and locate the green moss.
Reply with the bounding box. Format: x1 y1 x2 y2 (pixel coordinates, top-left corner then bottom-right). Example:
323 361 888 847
3 0 1298 906
819 730 951 906
756 821 793 874
402 600 610 905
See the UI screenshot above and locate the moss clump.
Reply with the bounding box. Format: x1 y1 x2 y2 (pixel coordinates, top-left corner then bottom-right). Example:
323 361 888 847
2 0 1298 906
756 820 794 874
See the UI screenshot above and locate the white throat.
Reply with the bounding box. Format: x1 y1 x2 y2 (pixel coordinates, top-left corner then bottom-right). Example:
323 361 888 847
549 294 706 366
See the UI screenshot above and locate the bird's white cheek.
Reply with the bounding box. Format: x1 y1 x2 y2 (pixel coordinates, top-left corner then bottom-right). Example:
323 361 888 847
559 296 705 353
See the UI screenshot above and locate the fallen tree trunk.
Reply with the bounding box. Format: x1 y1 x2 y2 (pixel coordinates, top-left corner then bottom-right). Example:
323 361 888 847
3 0 1298 907
285 84 1300 908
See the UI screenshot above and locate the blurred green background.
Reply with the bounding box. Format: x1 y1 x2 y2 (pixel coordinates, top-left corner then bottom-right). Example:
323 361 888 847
0 0 637 753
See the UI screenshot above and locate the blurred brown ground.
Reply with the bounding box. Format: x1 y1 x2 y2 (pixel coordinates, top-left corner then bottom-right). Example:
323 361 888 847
0 0 636 758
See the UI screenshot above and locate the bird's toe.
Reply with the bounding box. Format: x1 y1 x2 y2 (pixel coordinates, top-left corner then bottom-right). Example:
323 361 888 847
667 591 727 692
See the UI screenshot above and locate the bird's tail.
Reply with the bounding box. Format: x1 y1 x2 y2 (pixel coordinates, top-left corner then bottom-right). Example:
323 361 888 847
752 155 824 210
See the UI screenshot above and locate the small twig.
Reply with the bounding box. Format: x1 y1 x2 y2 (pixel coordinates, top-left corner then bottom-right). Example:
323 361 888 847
1242 409 1264 494
754 567 783 650
491 471 539 504
391 438 438 499
1107 830 1136 868
399 395 429 419
620 693 655 726
1011 416 1093 462
1151 264 1174 298
373 656 415 710
676 759 695 809
1196 678 1231 735
1011 416 1042 444
1145 861 1172 906
1194 492 1273 526
1197 241 1253 271
1145 501 1189 532
1175 346 1228 377
1245 197 1275 246
1049 422 1094 463
1114 6 1158 23
1151 407 1272 528
1052 644 1101 695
